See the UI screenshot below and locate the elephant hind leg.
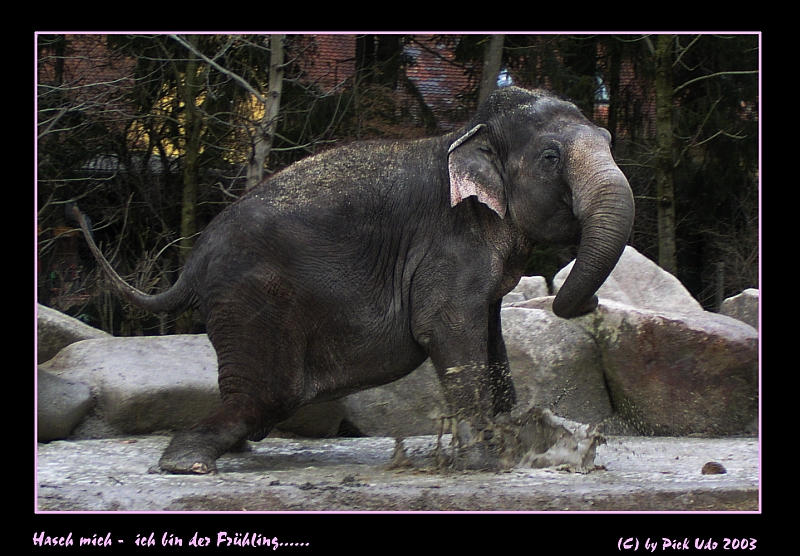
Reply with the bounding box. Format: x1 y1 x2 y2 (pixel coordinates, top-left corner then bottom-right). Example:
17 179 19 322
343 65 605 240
158 355 305 474
157 392 277 474
156 293 309 474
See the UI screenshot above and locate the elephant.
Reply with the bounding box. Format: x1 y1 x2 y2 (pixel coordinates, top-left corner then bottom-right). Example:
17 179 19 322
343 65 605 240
70 86 634 474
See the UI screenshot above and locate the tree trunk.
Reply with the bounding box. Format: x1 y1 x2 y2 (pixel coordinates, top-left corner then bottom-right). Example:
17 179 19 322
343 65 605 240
478 35 505 105
179 37 203 263
653 34 677 275
246 34 285 190
177 37 204 332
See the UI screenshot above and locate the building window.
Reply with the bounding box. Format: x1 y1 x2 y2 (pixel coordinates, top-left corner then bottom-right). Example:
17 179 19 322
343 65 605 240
595 74 609 104
497 68 513 88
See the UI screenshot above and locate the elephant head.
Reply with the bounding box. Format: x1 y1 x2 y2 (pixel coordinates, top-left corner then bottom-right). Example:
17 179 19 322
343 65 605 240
448 87 635 318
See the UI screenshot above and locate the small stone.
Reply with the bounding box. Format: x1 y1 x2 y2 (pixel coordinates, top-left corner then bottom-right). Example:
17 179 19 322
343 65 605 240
701 461 727 475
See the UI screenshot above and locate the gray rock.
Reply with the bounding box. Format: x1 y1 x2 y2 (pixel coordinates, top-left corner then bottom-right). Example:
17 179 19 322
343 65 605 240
40 335 222 437
510 275 549 300
37 303 110 363
339 360 447 437
554 246 704 313
38 333 350 439
35 319 609 440
577 300 758 436
37 368 94 441
501 291 527 306
721 288 759 329
501 306 612 424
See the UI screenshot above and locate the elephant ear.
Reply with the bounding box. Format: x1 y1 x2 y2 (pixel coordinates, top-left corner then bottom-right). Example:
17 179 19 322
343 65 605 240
447 124 506 218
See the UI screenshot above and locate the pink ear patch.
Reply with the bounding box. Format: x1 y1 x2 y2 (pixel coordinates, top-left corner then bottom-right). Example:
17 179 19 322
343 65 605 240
449 168 480 207
448 166 506 218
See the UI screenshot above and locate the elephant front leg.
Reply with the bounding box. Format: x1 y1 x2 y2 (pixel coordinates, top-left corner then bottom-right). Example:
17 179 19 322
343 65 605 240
426 316 507 471
436 363 504 471
488 299 516 415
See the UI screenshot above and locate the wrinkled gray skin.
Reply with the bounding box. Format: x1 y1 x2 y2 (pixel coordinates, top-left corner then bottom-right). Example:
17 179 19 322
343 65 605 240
72 87 634 474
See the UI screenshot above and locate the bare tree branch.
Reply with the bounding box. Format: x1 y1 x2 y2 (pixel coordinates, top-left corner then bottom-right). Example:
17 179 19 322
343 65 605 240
169 34 268 104
674 70 758 94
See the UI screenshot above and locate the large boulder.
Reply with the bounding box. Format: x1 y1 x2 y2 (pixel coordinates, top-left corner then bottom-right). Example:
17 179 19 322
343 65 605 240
553 246 704 314
339 360 447 437
37 368 94 442
517 246 758 436
512 275 549 300
720 288 759 329
39 335 222 439
36 322 608 441
501 306 612 424
37 331 440 440
37 303 110 363
577 300 758 436
503 275 549 305
39 333 351 439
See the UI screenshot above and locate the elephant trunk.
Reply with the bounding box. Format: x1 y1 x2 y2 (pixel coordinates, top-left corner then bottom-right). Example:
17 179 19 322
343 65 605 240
551 136 635 319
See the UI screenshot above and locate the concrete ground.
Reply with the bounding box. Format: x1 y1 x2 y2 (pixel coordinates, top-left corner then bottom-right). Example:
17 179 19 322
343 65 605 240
36 434 759 512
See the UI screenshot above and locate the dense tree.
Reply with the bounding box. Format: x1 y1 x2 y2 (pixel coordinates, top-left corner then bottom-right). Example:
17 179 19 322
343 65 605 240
613 34 759 307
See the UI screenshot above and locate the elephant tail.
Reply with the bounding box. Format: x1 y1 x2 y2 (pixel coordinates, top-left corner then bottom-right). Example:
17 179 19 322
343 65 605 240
67 203 195 315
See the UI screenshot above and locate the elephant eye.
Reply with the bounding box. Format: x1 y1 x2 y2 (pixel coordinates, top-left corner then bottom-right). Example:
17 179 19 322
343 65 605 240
541 148 560 166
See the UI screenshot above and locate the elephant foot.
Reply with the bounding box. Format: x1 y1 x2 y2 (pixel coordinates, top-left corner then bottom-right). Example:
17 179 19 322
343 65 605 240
153 399 266 474
156 457 217 475
156 430 239 475
437 418 505 472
